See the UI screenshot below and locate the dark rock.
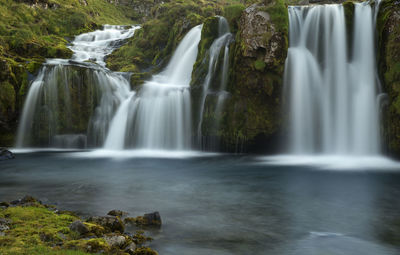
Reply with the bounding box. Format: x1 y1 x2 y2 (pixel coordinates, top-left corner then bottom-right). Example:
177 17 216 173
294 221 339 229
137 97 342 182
87 216 124 233
124 242 137 254
103 234 126 248
107 209 128 217
143 211 162 226
69 220 89 235
10 195 40 206
0 148 14 161
0 202 9 208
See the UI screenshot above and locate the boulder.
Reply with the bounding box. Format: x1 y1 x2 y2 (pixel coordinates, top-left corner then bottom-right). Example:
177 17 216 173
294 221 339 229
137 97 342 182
103 234 126 248
124 242 137 254
0 148 14 161
87 216 124 233
69 220 89 235
107 209 128 217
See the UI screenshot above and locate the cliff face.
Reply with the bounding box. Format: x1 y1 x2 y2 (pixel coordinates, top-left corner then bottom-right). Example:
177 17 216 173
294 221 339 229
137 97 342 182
378 0 400 157
191 1 288 152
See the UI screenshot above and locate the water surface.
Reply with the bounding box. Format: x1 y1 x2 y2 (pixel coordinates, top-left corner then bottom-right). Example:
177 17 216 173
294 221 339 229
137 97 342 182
1 151 400 255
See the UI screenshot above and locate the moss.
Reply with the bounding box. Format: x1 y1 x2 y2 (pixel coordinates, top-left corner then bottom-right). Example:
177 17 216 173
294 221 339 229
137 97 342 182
133 247 158 255
254 59 266 71
0 205 83 254
223 4 245 32
377 0 400 157
106 0 226 83
267 0 289 35
0 81 15 114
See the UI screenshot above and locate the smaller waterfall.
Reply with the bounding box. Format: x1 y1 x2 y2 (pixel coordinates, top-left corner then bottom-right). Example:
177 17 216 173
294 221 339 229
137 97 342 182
197 17 233 149
285 3 381 155
16 25 139 148
103 25 203 150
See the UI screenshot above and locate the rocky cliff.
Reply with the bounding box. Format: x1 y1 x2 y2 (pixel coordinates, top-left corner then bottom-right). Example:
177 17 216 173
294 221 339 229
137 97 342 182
378 0 400 157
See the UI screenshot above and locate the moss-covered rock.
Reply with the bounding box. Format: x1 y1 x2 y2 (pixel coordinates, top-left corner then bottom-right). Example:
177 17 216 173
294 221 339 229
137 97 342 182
377 0 400 157
0 0 139 147
106 0 225 77
194 1 288 152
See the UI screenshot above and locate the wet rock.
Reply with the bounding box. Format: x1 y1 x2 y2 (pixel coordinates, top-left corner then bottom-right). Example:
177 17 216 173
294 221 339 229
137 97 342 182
103 234 126 248
87 216 124 233
107 209 128 217
69 220 89 235
124 242 137 254
0 148 14 161
10 195 41 206
133 212 162 227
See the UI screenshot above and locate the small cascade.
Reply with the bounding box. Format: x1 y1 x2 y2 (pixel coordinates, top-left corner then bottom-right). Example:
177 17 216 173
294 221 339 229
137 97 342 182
197 17 234 150
103 25 203 150
284 3 382 155
16 25 139 148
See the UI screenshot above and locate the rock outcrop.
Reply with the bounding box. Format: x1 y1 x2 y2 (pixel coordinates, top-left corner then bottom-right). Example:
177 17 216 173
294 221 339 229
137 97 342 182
192 1 288 152
378 0 400 157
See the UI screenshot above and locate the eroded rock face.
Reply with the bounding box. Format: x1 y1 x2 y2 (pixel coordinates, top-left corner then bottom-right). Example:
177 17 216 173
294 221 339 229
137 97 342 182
378 0 400 157
239 4 286 70
198 2 288 152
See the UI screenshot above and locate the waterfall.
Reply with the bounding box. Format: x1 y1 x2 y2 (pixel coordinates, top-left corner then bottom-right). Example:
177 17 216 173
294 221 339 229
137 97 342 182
284 3 381 155
16 25 139 148
197 17 233 149
103 25 202 150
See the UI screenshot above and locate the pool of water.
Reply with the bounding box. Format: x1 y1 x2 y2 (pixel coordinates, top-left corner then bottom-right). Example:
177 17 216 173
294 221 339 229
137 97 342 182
1 151 400 254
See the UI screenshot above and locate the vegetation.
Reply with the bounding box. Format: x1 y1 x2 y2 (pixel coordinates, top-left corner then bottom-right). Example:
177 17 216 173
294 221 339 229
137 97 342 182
0 198 158 254
0 0 138 147
377 0 400 157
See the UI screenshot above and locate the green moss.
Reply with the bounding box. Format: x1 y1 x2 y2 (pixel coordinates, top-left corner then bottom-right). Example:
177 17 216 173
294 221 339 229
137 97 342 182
0 205 84 254
223 4 245 32
254 59 266 71
267 0 289 35
377 0 400 156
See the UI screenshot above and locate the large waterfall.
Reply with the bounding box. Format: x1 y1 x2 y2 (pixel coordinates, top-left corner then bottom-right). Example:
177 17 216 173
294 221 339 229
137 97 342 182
104 25 202 150
284 2 382 155
16 25 139 148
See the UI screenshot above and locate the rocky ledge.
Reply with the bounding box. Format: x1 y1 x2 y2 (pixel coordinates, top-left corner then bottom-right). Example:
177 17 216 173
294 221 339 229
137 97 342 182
0 195 160 255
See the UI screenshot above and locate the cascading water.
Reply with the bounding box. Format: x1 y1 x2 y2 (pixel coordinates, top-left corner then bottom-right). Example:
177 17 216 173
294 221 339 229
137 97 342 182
284 2 382 155
16 25 139 148
103 25 203 150
197 17 233 149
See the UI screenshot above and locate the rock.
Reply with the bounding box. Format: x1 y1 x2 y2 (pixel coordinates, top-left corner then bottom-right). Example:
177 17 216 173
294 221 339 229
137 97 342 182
0 218 11 232
87 216 124 233
103 234 126 248
107 209 128 217
0 202 9 208
69 220 89 235
0 148 14 161
10 195 40 206
124 242 137 254
0 232 4 236
143 212 162 226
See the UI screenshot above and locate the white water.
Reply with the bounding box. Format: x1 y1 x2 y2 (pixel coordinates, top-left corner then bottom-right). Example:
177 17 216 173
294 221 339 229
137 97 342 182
197 17 233 149
103 25 203 150
16 25 139 148
285 3 381 155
